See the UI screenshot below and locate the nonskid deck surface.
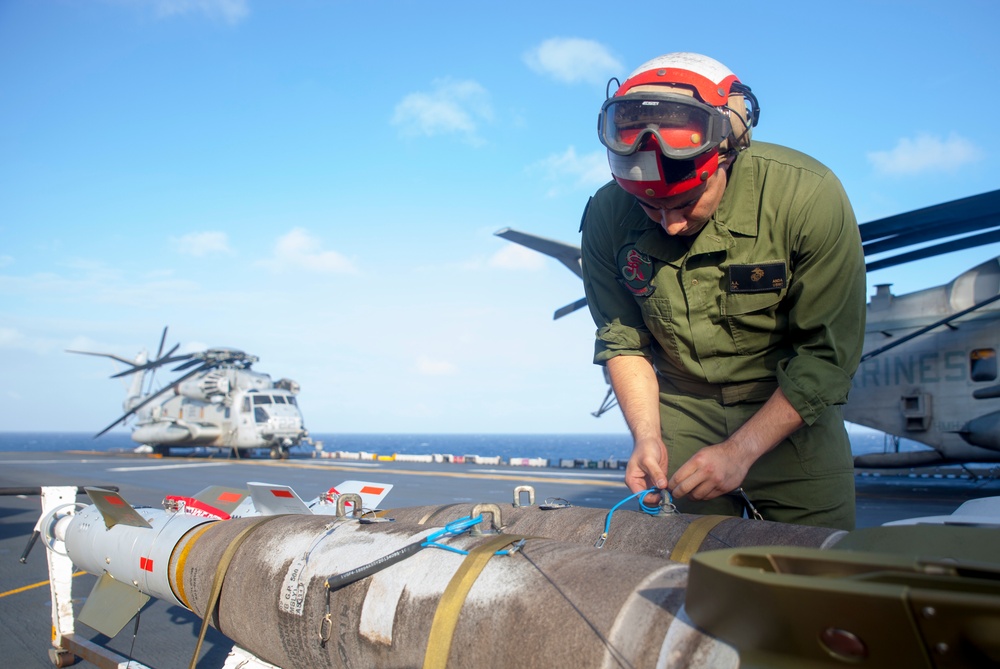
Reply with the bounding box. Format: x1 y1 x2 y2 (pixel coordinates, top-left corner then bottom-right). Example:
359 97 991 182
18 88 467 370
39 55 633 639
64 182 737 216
1 449 997 669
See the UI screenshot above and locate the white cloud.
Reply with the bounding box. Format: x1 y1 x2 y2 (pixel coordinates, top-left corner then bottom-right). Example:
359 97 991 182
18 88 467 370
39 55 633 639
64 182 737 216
415 355 458 376
527 146 610 195
488 244 546 271
150 0 248 24
523 38 622 85
0 327 56 354
392 79 493 146
868 132 983 176
258 228 357 274
173 231 233 257
108 0 249 24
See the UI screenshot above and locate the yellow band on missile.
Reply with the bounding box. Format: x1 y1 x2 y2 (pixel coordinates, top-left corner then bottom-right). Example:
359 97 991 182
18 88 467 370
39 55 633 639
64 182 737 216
173 523 217 609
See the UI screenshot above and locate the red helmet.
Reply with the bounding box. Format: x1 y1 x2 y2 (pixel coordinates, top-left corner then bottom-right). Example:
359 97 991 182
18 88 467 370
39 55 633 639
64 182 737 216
598 53 759 199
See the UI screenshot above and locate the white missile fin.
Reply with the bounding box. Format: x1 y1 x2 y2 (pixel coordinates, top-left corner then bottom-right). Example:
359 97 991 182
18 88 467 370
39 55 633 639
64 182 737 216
306 481 394 514
191 485 249 514
78 572 150 638
247 482 312 515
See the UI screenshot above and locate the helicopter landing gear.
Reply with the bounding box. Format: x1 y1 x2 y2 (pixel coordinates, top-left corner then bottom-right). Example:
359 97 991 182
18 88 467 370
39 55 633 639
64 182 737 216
47 648 75 668
269 446 288 460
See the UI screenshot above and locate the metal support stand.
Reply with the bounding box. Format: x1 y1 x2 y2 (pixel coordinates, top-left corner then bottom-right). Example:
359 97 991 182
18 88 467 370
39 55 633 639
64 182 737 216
35 486 282 669
38 486 153 669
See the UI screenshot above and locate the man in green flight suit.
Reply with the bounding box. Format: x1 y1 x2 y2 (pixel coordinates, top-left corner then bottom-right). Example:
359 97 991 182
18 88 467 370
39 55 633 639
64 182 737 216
581 52 866 530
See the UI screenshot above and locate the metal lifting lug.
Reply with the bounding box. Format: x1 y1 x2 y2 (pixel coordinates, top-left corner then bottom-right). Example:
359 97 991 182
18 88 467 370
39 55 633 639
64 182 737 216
470 503 503 536
658 496 679 516
732 487 764 521
335 493 364 518
512 485 535 508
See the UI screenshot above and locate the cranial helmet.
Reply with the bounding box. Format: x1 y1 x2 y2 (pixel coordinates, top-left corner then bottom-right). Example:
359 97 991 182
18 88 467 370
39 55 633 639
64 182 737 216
598 52 760 199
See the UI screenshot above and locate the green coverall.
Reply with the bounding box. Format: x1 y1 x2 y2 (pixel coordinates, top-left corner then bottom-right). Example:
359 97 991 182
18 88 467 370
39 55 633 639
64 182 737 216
581 142 866 530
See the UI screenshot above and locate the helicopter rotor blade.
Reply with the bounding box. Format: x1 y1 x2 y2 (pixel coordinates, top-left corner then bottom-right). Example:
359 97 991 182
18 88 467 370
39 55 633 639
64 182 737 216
554 297 588 320
94 363 213 438
66 350 139 368
172 357 207 372
110 353 194 378
155 327 168 360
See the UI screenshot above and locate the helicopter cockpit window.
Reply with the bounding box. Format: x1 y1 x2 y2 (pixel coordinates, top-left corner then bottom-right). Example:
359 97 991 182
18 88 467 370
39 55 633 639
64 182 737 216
273 396 287 404
254 407 269 423
242 397 251 412
971 348 997 382
252 395 273 405
287 396 297 406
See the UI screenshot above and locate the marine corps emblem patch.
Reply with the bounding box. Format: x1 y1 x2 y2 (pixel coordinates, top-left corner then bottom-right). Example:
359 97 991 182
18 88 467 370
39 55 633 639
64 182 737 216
616 245 655 297
728 261 787 293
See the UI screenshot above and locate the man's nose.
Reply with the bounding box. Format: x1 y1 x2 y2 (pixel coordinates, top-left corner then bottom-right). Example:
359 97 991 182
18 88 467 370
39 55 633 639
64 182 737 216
659 208 686 227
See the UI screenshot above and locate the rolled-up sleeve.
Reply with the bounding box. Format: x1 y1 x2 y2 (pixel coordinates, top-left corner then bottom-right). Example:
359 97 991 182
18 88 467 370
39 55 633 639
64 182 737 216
580 187 654 365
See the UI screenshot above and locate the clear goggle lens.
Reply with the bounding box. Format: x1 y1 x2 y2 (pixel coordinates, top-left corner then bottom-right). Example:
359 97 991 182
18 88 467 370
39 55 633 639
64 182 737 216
599 93 731 160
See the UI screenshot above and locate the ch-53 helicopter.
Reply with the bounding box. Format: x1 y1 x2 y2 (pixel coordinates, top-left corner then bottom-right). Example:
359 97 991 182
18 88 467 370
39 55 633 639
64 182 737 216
68 328 311 459
496 188 1000 468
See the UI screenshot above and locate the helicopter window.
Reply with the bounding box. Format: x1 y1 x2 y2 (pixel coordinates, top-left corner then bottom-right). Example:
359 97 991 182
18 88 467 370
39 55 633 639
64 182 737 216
273 395 287 404
287 396 297 406
970 349 997 382
253 395 272 405
254 407 269 423
242 397 251 413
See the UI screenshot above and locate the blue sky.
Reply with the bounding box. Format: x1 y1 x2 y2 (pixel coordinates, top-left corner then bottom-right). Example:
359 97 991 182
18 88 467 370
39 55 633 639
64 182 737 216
2 0 998 435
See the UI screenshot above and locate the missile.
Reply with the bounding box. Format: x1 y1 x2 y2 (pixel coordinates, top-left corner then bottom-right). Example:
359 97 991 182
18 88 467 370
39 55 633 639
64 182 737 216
39 484 1000 669
45 482 843 669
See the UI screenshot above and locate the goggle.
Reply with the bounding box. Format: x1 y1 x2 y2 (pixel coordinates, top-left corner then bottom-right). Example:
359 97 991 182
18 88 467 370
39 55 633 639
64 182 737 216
598 91 732 160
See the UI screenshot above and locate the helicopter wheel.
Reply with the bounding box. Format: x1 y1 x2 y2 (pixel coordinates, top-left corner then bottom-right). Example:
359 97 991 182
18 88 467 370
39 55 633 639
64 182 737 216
269 446 285 460
48 648 76 668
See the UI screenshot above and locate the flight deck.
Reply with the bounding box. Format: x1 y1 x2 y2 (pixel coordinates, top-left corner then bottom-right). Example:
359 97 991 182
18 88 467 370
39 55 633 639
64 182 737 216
1 449 997 669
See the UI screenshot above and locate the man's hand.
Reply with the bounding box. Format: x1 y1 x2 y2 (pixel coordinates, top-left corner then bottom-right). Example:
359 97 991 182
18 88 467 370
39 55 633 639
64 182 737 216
667 439 751 500
669 387 805 501
625 436 669 502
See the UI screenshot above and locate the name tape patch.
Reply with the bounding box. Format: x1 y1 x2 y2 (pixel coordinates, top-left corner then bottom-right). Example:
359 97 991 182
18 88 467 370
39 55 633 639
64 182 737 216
728 262 786 293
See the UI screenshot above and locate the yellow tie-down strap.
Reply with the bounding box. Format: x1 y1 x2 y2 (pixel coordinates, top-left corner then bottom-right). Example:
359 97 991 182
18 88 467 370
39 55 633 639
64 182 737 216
189 516 286 669
422 534 527 669
669 515 730 564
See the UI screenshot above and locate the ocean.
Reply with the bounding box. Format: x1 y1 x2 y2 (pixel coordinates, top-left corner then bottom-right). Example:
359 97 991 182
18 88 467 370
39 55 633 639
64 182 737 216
0 428 922 463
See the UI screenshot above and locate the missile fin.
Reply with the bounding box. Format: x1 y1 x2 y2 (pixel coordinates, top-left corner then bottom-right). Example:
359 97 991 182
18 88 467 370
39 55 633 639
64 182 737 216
247 482 311 515
326 480 393 509
191 485 249 514
78 572 150 638
85 487 152 529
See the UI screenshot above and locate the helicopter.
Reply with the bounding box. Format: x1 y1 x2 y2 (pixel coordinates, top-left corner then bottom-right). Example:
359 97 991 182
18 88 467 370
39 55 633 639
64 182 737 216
68 328 311 459
496 188 1000 468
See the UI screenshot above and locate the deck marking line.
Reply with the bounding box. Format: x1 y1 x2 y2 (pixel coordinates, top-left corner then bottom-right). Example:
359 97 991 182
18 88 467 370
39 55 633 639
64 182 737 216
108 462 231 472
0 571 87 598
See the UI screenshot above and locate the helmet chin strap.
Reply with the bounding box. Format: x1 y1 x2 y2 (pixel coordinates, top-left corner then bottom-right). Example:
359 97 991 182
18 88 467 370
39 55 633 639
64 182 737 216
726 107 752 151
